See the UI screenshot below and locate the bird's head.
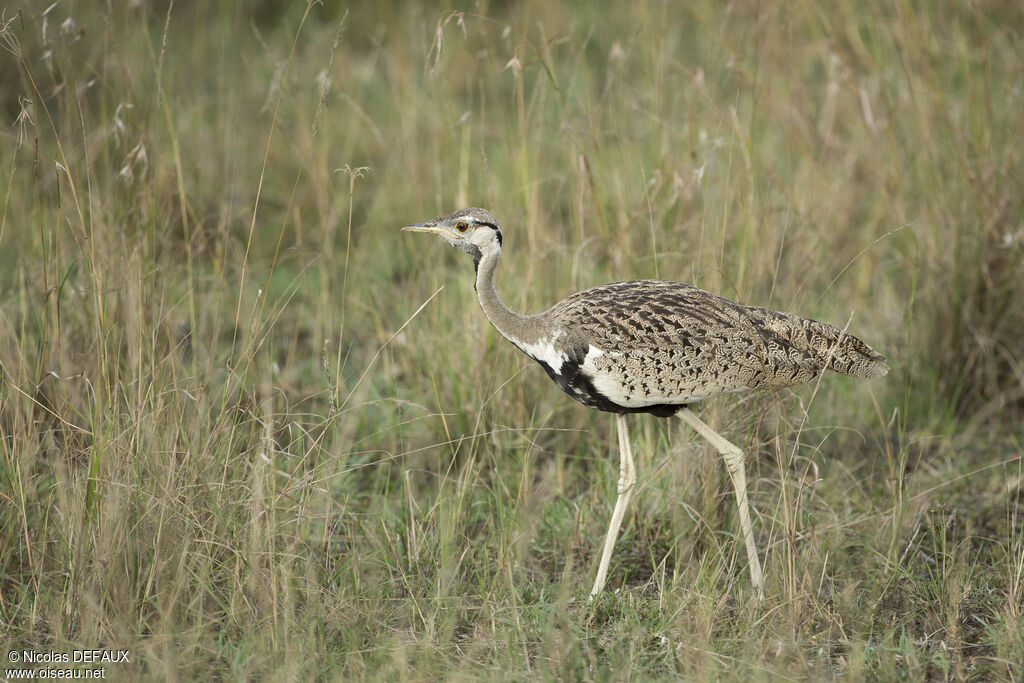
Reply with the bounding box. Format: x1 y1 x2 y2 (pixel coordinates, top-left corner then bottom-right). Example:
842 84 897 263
402 207 502 266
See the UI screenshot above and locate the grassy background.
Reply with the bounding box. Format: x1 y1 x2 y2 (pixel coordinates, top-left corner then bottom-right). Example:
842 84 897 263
1 0 1022 679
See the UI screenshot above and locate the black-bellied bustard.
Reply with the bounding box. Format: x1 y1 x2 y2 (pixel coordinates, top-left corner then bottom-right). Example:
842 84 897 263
404 207 888 599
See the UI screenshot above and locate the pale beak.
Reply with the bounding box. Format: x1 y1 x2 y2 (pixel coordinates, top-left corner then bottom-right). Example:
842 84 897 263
401 223 458 238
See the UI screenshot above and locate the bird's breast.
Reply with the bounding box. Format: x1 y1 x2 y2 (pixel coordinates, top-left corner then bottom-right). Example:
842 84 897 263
513 329 570 374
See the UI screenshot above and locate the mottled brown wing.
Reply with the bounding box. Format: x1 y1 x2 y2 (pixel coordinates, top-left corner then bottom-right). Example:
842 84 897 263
544 280 883 406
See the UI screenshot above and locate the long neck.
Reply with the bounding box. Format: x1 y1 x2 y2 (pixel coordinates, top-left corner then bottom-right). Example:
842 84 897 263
475 245 538 346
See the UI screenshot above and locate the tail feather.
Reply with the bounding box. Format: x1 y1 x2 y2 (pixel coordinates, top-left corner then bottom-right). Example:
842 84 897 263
806 319 889 379
753 307 889 381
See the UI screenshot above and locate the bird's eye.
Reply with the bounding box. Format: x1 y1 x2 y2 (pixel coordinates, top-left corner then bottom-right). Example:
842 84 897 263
455 222 469 233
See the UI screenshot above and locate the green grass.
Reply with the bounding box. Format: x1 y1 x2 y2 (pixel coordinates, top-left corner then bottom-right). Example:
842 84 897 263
1 0 1023 679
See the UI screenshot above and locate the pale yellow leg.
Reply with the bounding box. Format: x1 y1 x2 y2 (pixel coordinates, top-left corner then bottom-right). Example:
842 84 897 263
589 413 636 599
677 407 764 600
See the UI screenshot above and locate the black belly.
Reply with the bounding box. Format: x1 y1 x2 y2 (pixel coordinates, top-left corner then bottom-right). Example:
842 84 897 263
532 357 683 419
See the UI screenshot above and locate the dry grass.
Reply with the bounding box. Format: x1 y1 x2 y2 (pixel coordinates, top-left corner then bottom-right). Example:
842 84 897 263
1 1 1022 679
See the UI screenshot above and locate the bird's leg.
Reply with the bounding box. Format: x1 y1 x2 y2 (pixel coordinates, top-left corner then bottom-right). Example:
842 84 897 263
676 407 764 600
589 413 636 599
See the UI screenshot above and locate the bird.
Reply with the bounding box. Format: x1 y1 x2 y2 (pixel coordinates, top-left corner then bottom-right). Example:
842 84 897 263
403 207 888 600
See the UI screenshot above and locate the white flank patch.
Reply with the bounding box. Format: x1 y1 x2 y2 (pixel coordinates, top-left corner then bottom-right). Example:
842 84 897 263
581 345 642 406
581 345 605 366
581 344 709 408
517 329 568 373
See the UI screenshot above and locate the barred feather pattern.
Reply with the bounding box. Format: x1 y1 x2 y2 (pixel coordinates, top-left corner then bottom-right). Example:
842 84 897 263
536 280 888 414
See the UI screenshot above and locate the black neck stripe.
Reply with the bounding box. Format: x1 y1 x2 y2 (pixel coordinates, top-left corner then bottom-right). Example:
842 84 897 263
474 220 502 246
